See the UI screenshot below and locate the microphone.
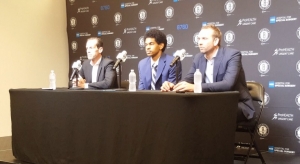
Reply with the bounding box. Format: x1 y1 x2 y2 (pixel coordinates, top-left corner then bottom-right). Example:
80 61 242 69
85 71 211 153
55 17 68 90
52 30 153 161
69 60 82 81
170 49 186 67
113 50 127 69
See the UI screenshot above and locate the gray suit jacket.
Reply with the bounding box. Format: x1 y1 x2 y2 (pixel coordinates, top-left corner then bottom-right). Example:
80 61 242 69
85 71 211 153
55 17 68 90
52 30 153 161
184 47 255 120
79 57 117 89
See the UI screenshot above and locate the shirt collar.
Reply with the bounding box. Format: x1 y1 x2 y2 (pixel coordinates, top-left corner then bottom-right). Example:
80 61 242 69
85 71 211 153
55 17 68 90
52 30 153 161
90 56 102 66
204 48 219 60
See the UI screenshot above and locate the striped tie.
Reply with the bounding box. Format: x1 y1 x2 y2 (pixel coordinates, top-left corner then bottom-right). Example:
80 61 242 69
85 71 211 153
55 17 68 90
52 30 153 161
151 64 158 90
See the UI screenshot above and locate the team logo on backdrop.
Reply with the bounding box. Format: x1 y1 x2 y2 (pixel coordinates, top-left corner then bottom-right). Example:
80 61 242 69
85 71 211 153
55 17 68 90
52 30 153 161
224 31 235 45
237 18 257 26
272 48 294 56
193 32 199 46
76 32 91 38
258 92 270 106
257 123 269 137
148 0 163 5
296 93 300 107
224 0 235 15
258 60 270 75
100 5 110 10
97 30 114 36
123 27 137 34
296 60 300 74
202 22 224 27
71 41 78 52
270 16 297 24
296 127 300 140
177 24 188 30
121 2 138 8
259 0 271 12
70 17 77 28
114 12 122 24
258 28 271 44
193 3 203 18
114 38 122 49
69 0 75 5
165 6 174 20
138 36 144 49
77 7 89 13
272 113 294 121
298 0 300 5
146 26 165 31
91 15 98 26
241 50 258 56
268 81 296 88
297 27 300 39
138 9 147 22
166 34 174 47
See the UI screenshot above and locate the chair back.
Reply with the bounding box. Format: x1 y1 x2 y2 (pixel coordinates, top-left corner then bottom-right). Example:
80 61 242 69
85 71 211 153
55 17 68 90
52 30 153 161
247 81 265 108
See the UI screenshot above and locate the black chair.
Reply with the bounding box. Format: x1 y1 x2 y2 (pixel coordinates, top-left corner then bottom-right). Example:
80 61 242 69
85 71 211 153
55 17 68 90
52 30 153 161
234 81 266 164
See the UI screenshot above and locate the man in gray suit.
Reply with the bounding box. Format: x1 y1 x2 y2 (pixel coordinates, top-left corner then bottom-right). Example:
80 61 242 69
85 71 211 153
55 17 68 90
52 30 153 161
76 37 117 89
161 25 255 123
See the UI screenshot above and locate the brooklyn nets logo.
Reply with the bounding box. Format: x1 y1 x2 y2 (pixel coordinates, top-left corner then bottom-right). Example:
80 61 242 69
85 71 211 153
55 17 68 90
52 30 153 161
70 17 77 28
258 92 270 106
298 0 300 5
138 9 147 22
257 123 269 137
296 127 300 140
193 32 199 45
258 60 270 74
166 34 174 47
114 38 122 49
259 0 271 10
165 6 174 19
224 0 236 13
69 0 75 4
114 12 122 24
296 93 300 107
138 36 145 48
193 3 203 17
296 60 300 74
91 15 98 26
224 31 235 44
258 28 271 42
71 41 78 51
297 27 300 39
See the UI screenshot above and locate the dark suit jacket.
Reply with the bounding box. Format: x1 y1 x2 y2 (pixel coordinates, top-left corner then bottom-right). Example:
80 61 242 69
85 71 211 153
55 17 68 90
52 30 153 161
79 57 117 89
138 53 182 90
184 47 255 120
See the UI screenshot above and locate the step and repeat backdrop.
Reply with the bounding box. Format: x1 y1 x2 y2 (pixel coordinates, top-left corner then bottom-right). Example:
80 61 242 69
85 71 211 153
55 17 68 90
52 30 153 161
67 0 300 154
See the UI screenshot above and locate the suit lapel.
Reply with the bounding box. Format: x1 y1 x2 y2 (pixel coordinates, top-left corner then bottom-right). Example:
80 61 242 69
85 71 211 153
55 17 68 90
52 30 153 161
145 57 152 89
156 53 166 82
213 47 224 82
96 57 103 81
199 55 207 82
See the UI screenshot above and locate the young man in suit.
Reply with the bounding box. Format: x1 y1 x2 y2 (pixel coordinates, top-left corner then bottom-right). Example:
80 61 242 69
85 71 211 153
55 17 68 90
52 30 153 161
76 37 117 89
138 29 182 90
161 25 255 123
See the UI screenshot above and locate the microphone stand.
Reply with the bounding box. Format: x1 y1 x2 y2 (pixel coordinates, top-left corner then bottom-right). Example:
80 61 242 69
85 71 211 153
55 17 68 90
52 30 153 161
115 63 126 91
69 71 84 90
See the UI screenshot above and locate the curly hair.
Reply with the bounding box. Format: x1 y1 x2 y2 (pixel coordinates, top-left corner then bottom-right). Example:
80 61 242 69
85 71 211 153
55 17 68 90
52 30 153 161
144 29 167 52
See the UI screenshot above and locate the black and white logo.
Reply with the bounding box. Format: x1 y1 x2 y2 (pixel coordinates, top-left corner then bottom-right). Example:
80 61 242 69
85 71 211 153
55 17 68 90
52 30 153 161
165 6 174 19
166 34 174 47
296 127 300 140
297 27 300 39
259 0 271 10
91 15 98 26
114 12 122 24
114 38 122 49
296 93 300 107
258 28 271 42
70 17 77 28
258 60 270 74
258 92 270 106
257 123 269 137
193 32 199 45
296 60 300 74
138 36 144 48
193 3 203 17
224 31 235 44
224 0 236 14
298 0 300 5
69 0 75 4
71 41 78 51
138 9 147 22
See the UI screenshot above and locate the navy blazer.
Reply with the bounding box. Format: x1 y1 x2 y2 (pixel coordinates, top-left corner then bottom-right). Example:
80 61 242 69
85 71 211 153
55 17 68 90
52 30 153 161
184 47 255 120
138 53 182 90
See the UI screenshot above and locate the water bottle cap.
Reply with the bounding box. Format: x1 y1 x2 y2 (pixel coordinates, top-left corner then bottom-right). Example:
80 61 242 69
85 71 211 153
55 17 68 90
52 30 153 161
51 70 54 73
131 69 134 72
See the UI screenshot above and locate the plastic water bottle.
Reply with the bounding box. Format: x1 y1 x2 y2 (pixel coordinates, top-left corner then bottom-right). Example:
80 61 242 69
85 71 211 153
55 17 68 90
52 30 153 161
129 69 136 91
49 70 56 90
194 69 202 93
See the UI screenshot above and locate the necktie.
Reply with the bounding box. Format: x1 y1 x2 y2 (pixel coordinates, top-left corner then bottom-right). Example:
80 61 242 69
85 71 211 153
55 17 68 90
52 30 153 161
151 64 158 90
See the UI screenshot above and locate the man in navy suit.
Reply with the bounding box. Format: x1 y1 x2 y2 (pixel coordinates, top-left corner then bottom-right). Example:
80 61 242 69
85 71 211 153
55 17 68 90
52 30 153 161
161 25 255 123
138 29 182 90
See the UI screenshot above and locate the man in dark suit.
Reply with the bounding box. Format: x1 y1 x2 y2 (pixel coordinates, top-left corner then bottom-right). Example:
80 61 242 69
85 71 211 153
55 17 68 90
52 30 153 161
76 37 117 89
138 29 182 90
161 25 255 123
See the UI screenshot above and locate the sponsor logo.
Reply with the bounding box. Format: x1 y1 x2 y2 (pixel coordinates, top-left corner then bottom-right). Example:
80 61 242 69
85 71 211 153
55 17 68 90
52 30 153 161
258 28 271 44
148 0 163 5
76 32 91 38
259 0 271 13
165 6 174 20
193 3 203 18
268 81 296 88
69 0 75 5
71 41 78 51
193 32 199 47
241 50 258 56
70 17 77 28
237 18 257 26
269 81 274 88
298 0 300 5
91 15 98 26
146 26 164 31
123 27 137 34
296 93 300 107
257 123 269 137
121 2 138 8
77 7 89 13
224 31 235 45
274 147 296 154
272 113 294 121
297 27 300 39
273 48 294 56
114 38 122 49
173 0 179 2
258 60 270 75
202 22 224 27
114 12 122 24
296 60 300 74
270 16 297 24
296 127 300 140
126 54 139 59
166 34 174 47
100 5 110 10
177 24 188 30
224 0 236 16
97 31 114 36
138 9 147 22
138 36 144 49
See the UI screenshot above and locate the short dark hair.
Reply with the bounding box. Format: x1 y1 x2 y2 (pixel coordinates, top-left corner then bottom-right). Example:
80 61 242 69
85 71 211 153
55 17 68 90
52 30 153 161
87 37 103 48
144 29 167 52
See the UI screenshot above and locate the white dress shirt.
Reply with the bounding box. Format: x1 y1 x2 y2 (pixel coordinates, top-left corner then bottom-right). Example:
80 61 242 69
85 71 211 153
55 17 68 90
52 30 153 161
204 49 218 83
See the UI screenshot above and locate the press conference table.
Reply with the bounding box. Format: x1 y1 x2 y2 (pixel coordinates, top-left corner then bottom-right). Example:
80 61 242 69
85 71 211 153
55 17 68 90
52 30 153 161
10 89 239 164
